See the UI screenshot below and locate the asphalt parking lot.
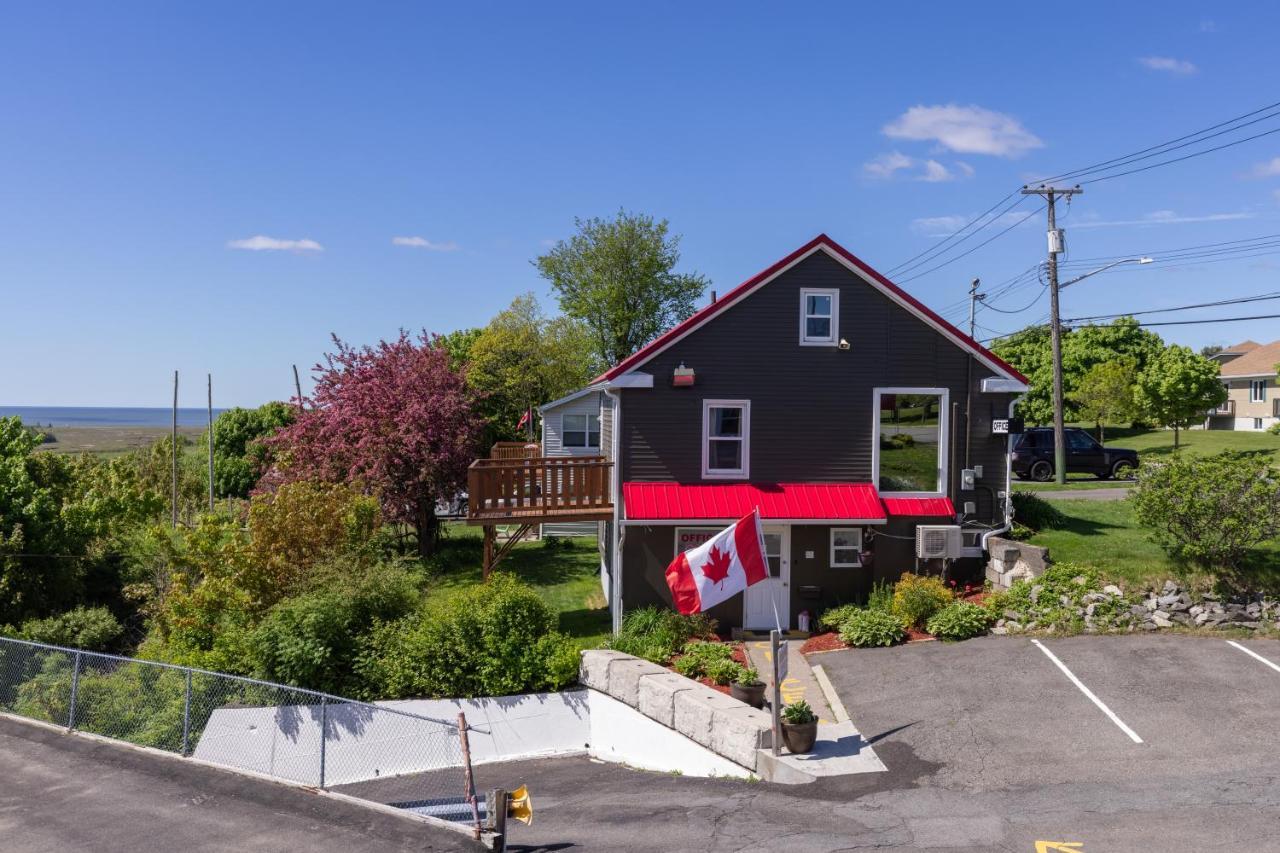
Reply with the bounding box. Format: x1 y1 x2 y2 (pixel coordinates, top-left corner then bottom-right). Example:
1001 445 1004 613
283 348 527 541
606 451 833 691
0 714 481 853
351 635 1280 852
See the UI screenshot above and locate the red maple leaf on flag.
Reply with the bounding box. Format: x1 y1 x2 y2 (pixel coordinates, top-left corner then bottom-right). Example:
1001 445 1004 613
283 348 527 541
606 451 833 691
701 545 733 588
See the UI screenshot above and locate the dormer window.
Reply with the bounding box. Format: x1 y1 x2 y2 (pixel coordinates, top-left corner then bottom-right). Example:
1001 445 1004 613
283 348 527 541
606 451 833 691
800 288 839 345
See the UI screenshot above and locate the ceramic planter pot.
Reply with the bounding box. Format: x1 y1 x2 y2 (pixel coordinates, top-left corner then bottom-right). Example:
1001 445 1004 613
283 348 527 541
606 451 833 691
730 681 766 709
781 720 818 754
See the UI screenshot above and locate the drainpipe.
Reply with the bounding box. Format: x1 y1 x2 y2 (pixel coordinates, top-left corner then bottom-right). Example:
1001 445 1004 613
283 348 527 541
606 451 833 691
980 395 1023 552
604 386 624 634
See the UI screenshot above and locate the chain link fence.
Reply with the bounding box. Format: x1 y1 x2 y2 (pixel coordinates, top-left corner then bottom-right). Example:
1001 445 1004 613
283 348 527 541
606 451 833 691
0 636 480 827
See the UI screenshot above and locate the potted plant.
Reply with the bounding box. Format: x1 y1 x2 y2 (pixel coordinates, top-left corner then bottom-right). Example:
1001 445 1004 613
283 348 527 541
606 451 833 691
729 666 765 708
780 700 818 754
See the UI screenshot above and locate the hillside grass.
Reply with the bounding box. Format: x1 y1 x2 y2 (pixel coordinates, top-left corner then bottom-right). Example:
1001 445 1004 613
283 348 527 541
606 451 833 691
1025 497 1280 593
427 523 610 648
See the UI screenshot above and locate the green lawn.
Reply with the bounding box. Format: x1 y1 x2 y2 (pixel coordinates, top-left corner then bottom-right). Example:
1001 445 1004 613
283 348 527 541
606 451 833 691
1025 498 1280 593
427 523 611 648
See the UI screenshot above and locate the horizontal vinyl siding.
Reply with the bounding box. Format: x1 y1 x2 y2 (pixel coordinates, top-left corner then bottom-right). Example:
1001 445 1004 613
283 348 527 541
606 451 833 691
542 392 604 456
619 251 1015 522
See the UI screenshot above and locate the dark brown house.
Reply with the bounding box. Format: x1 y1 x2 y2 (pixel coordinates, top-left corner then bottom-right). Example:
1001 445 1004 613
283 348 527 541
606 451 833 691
469 234 1028 633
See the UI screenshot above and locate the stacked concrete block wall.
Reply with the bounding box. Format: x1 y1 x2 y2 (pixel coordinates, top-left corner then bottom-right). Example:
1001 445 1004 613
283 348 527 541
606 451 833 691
579 650 772 771
985 536 1050 589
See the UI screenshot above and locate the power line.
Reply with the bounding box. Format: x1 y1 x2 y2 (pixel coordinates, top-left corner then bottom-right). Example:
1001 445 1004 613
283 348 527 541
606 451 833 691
1064 291 1280 323
1132 312 1280 328
888 194 1030 277
896 204 1044 284
1081 124 1280 185
884 190 1022 275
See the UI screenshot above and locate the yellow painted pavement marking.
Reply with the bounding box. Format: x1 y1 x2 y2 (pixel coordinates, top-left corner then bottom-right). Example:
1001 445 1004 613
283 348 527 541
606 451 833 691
1035 842 1083 853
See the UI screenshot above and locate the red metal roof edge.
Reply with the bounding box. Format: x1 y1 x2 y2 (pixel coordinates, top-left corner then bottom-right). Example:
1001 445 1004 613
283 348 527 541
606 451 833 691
882 496 957 517
594 234 1029 386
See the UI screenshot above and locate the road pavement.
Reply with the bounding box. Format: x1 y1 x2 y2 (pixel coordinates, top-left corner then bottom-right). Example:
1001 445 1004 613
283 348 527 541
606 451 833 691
0 713 481 853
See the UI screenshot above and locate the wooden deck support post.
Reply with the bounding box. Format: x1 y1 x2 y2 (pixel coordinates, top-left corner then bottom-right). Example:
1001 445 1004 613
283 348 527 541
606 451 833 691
483 525 495 581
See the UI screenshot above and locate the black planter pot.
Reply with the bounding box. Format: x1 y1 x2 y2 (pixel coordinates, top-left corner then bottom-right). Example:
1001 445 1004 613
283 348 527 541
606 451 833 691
781 720 818 754
730 681 766 708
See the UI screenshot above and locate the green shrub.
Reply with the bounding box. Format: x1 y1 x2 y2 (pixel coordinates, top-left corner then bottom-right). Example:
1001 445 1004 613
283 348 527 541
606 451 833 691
705 658 746 686
1268 422 1280 436
781 699 816 725
1011 491 1066 533
866 580 895 613
18 606 124 652
737 666 762 686
839 609 906 648
354 573 578 699
817 604 860 633
985 562 1128 632
926 602 995 641
673 640 735 678
607 607 717 663
892 573 953 628
1132 451 1280 573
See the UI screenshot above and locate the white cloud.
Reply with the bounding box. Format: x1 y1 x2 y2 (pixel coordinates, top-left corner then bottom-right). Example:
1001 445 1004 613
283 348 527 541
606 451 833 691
227 235 323 252
918 160 954 182
1138 56 1198 75
1251 157 1280 178
863 151 914 179
883 104 1043 157
1073 209 1252 229
910 209 1037 236
955 161 975 178
392 236 460 251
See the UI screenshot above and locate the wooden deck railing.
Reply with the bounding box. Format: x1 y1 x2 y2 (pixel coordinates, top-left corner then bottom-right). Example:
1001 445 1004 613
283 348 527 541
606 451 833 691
1209 399 1234 416
467 455 613 523
489 441 543 460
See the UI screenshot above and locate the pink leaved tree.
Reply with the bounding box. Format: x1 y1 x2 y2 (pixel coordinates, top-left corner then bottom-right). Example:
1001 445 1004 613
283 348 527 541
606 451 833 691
262 331 481 557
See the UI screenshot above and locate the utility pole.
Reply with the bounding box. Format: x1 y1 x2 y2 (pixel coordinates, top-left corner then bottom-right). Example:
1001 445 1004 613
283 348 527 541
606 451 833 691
1021 184 1083 486
967 277 984 340
965 278 983 471
207 373 215 513
292 364 304 410
171 370 179 528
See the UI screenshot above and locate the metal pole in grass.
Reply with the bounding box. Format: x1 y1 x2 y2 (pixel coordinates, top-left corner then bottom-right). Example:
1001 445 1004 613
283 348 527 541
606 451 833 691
67 651 82 730
181 668 193 756
319 696 328 789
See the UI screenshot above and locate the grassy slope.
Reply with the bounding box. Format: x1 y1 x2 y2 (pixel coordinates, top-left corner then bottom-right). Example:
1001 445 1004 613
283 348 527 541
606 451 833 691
1026 498 1280 593
427 523 610 648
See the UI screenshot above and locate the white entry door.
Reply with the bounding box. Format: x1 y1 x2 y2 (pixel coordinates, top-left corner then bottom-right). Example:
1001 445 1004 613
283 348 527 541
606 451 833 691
743 526 790 630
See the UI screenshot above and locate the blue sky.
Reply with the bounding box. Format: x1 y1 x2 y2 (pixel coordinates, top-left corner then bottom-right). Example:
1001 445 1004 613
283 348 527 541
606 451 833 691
4 2 1280 406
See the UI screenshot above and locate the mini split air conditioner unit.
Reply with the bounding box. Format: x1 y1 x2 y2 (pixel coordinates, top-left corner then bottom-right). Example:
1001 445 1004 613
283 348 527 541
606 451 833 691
916 525 964 560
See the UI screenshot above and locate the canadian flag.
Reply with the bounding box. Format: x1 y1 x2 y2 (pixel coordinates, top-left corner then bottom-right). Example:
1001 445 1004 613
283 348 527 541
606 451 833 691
664 511 769 614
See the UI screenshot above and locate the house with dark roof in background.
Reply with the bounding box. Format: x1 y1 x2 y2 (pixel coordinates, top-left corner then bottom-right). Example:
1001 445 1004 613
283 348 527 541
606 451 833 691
467 235 1028 633
1208 340 1280 430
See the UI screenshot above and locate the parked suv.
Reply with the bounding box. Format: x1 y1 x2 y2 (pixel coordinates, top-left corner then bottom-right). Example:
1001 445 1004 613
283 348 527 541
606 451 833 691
1012 427 1139 481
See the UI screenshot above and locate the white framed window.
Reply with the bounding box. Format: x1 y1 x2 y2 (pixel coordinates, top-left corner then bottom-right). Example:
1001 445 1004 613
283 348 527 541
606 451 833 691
701 399 750 479
1255 418 1264 431
872 387 949 497
799 288 839 345
830 528 863 568
562 413 600 449
1251 380 1267 403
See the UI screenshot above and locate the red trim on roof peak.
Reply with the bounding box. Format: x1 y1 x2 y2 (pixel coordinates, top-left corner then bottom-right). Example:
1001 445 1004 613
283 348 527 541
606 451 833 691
593 234 1028 386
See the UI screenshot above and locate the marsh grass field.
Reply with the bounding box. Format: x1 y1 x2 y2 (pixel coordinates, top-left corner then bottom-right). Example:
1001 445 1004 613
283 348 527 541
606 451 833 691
34 425 206 455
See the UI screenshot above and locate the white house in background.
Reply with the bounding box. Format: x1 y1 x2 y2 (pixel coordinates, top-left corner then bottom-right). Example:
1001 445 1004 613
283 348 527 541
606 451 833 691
1208 339 1280 431
538 387 605 538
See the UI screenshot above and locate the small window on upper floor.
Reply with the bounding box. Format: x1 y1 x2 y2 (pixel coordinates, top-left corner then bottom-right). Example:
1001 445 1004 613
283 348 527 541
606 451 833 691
1251 380 1267 403
799 288 839 345
702 399 750 479
562 413 600 449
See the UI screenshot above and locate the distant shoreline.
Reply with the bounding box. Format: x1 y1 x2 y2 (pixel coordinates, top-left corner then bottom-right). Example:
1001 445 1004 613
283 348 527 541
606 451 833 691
1 406 228 429
31 424 206 455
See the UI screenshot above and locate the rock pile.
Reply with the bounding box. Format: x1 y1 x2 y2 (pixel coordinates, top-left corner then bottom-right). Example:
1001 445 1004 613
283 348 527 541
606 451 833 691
992 579 1280 635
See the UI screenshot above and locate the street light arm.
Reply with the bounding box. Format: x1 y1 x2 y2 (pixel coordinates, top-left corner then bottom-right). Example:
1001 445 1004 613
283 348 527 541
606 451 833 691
1060 257 1153 289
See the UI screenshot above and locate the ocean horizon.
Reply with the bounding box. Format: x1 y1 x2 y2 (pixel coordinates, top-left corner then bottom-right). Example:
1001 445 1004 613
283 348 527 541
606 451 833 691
0 406 229 428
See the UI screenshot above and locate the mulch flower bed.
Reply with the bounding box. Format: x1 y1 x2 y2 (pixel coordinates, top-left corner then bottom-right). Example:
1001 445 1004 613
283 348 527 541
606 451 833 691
800 632 845 654
665 640 750 695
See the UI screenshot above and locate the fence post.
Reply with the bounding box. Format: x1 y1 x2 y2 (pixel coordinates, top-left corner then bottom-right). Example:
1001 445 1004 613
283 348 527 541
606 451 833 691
318 696 328 789
67 651 82 730
181 668 193 756
458 712 482 840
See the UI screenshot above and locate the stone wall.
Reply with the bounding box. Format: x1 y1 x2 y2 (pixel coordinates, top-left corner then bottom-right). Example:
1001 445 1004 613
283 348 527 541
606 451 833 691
579 650 773 772
985 536 1050 589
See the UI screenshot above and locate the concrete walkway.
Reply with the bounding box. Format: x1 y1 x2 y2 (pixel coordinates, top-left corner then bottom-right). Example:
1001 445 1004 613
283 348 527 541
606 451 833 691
744 638 835 722
1038 487 1133 501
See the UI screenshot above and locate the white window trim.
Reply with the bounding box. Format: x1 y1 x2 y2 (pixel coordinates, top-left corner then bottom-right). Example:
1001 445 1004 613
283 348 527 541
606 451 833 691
561 412 601 450
871 386 949 498
701 399 751 479
830 528 863 568
799 287 839 346
1256 418 1265 430
1251 380 1267 403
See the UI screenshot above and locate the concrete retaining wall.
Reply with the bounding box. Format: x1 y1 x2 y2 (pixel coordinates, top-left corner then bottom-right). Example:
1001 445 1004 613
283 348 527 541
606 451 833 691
985 536 1050 589
578 649 773 771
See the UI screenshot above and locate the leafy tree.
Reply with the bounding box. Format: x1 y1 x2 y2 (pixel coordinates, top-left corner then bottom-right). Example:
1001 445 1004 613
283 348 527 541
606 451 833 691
1200 344 1224 358
262 332 481 557
535 210 708 366
1133 345 1226 447
467 293 601 442
1069 357 1136 444
437 327 482 372
200 402 295 499
993 318 1163 424
1133 452 1280 575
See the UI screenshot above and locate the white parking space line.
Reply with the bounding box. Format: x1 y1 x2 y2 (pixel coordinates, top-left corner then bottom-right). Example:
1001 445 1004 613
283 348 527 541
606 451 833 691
1226 640 1280 674
1031 639 1144 744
